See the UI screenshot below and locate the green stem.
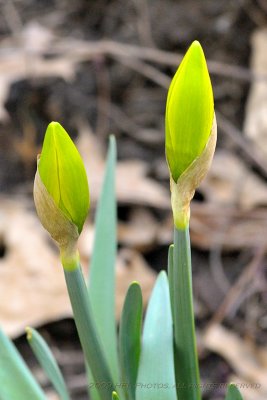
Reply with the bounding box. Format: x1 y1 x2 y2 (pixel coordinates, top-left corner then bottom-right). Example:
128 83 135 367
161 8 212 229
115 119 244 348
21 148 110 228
64 263 114 400
173 226 201 400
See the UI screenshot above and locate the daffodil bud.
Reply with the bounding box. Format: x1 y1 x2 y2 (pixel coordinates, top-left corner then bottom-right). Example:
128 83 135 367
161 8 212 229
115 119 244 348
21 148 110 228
165 40 217 229
34 122 90 269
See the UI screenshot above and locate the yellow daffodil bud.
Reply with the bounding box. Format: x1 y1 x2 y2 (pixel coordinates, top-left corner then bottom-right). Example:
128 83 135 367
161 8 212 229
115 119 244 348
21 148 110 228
34 122 90 269
165 40 217 229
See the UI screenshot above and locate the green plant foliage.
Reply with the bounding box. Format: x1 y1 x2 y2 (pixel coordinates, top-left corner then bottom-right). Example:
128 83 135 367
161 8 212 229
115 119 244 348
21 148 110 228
119 282 143 400
64 265 114 400
0 40 247 400
89 136 119 386
165 40 214 182
167 244 174 314
225 384 243 400
136 272 177 400
172 227 200 400
0 328 46 400
26 327 70 400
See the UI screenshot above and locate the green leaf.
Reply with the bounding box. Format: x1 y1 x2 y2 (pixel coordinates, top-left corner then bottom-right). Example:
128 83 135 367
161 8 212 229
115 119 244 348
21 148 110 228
26 327 70 400
167 244 174 314
89 136 119 385
87 366 102 400
136 271 177 400
64 266 114 400
165 41 214 181
112 392 120 400
225 383 243 400
172 227 201 400
38 121 89 233
119 282 143 400
0 328 46 400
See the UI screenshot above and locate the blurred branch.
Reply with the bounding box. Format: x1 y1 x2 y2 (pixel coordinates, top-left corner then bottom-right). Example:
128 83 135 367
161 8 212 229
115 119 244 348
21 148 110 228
133 0 155 47
216 111 267 178
52 39 267 82
209 246 265 325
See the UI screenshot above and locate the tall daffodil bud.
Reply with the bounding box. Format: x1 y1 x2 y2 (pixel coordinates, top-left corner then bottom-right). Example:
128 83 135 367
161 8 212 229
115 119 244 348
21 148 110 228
165 40 216 229
34 122 90 270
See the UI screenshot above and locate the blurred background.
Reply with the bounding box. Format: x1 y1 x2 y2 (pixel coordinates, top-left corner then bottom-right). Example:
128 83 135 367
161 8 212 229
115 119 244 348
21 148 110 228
0 0 267 399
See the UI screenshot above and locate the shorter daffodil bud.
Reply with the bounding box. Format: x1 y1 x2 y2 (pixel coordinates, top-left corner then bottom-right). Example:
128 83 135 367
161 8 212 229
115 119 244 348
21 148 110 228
34 122 90 270
165 40 217 229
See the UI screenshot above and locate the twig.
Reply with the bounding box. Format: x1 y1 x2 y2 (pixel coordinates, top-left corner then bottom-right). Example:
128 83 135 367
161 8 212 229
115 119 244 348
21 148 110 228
240 0 267 26
133 0 155 47
111 52 267 180
216 111 267 178
256 0 267 14
94 57 111 142
52 39 267 82
2 0 23 37
209 246 265 326
209 245 231 295
116 55 170 88
67 374 87 393
208 158 254 295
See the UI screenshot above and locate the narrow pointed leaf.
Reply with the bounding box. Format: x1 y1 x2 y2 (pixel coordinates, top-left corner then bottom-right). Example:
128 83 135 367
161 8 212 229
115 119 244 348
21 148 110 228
26 327 70 400
172 227 201 400
167 244 174 314
88 136 119 397
112 392 120 400
0 328 46 400
136 272 177 400
119 282 143 400
225 383 243 400
65 265 114 400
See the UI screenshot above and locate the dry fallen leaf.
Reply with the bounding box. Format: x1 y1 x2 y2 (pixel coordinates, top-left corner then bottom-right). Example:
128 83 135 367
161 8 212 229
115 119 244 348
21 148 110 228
203 324 267 399
78 225 156 320
118 208 159 251
201 150 267 210
190 203 267 250
47 393 60 400
116 248 156 318
0 197 71 337
77 123 170 209
0 197 155 337
244 28 267 156
0 22 75 121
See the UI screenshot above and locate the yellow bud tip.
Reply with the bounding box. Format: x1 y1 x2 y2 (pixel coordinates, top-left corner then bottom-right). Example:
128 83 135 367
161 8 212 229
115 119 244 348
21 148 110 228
25 326 32 341
190 40 201 49
184 40 207 74
131 280 140 285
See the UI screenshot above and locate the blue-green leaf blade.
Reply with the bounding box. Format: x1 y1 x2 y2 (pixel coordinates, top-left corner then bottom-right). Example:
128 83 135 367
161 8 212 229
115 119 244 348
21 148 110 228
89 136 119 392
26 327 70 400
65 266 114 400
136 271 177 400
225 383 243 400
119 282 143 400
0 328 46 400
167 244 174 314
